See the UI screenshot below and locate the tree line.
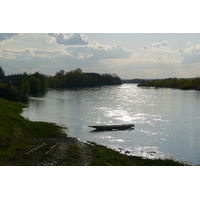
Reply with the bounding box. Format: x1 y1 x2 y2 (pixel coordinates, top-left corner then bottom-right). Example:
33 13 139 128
122 79 146 84
138 77 200 90
0 67 121 95
49 68 121 88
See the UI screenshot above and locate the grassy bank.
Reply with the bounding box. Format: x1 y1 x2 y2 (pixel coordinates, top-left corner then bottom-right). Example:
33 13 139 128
0 97 66 165
0 97 187 166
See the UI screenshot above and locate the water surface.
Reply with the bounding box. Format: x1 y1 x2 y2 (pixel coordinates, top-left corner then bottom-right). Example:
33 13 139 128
22 84 200 165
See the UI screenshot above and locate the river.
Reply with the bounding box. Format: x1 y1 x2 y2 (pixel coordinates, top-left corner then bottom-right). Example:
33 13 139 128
22 84 200 165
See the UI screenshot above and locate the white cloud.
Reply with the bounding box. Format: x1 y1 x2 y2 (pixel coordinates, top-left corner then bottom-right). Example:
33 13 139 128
128 49 182 66
32 49 66 58
0 33 22 43
152 40 169 51
140 45 149 50
0 48 73 75
179 42 200 54
47 34 132 61
65 41 133 60
47 33 89 46
1 33 199 79
1 49 34 60
0 49 67 60
0 42 133 76
178 42 200 64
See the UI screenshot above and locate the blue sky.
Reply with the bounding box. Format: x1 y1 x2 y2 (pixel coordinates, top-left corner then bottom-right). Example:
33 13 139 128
0 33 200 79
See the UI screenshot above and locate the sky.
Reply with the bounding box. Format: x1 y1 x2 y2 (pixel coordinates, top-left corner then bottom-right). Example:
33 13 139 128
1 33 200 79
1 0 200 79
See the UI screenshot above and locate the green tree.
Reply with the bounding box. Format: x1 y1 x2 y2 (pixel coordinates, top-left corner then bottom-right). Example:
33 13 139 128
20 81 30 95
49 77 61 88
0 66 5 82
28 77 41 92
153 80 161 87
34 72 49 90
55 70 65 77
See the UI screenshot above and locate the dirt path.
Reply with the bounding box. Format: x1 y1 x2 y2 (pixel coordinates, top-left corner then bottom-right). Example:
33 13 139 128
37 137 93 166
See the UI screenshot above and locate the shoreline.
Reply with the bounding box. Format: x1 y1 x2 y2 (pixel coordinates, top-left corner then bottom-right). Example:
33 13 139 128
0 97 187 166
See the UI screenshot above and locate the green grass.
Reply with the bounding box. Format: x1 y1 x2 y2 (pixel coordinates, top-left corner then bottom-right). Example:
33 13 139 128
0 97 67 165
62 144 81 165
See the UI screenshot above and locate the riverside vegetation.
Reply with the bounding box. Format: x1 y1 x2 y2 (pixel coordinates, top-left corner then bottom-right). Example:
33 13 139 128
0 66 188 165
138 77 200 90
1 67 121 95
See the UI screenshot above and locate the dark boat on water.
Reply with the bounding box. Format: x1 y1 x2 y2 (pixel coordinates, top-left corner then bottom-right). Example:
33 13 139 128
88 124 134 131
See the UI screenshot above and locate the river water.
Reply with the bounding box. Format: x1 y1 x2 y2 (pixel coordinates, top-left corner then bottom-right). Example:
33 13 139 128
22 84 200 165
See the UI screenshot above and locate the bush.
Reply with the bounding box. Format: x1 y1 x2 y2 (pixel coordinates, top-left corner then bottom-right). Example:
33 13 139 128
0 84 28 102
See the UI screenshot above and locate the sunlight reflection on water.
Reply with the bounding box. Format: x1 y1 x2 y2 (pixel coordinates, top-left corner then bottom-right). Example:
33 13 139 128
22 84 200 165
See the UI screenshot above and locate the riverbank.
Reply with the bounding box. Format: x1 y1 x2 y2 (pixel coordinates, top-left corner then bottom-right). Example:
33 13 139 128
0 97 187 166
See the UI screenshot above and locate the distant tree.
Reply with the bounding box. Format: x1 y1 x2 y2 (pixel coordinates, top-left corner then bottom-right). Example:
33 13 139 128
49 68 121 88
20 81 30 95
0 66 5 82
74 68 82 73
28 77 41 92
153 80 161 87
49 77 61 88
33 72 49 90
55 70 65 77
138 77 200 91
